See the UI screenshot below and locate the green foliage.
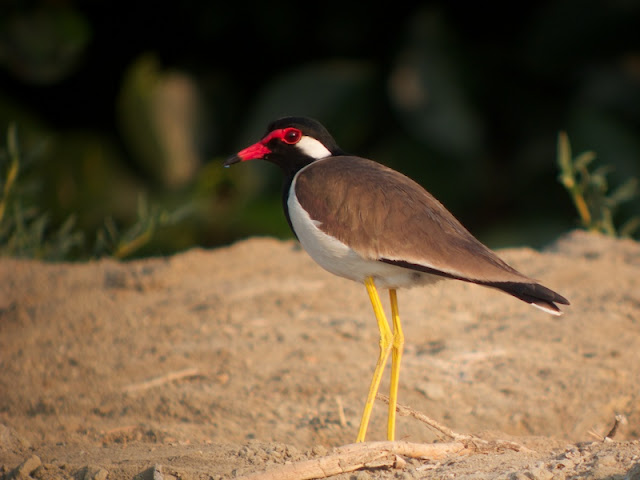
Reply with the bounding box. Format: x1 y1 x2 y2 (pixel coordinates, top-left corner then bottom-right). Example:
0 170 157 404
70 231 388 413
557 131 640 237
0 124 190 260
0 124 19 225
3 4 640 250
94 195 192 259
0 123 84 259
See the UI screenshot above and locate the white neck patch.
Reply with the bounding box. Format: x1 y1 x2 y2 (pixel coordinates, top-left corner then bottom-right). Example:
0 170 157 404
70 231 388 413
297 136 332 159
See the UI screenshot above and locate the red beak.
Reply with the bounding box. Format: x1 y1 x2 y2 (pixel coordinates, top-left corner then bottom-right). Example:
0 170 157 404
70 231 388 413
224 142 271 167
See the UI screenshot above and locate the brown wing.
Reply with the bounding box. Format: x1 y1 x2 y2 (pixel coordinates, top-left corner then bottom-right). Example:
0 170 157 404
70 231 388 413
294 156 569 312
295 156 527 282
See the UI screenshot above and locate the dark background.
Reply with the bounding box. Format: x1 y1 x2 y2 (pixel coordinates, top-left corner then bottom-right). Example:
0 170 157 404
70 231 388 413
1 0 639 257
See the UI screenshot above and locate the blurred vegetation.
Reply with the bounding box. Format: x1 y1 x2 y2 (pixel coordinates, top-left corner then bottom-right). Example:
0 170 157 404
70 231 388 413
1 1 639 259
557 132 639 237
0 123 190 259
0 123 84 259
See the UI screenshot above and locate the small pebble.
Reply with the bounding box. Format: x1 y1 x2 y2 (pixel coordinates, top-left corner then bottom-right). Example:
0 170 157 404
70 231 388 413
13 455 42 478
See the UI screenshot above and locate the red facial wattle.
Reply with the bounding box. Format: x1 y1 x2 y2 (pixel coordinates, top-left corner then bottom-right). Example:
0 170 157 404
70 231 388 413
225 127 303 166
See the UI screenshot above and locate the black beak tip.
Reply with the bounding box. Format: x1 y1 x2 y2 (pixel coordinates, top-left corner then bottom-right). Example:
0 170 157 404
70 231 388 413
223 155 241 168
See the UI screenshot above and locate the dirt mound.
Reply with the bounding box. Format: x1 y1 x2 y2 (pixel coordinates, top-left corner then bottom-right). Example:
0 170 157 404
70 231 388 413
1 230 639 479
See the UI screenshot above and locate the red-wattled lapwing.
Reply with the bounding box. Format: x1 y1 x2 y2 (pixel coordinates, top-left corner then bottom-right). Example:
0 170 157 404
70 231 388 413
224 116 569 443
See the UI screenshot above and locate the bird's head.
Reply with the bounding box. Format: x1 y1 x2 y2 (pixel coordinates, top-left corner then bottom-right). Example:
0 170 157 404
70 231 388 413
224 117 344 175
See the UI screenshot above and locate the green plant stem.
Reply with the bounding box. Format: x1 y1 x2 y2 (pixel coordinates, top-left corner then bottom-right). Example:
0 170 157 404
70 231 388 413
113 229 153 259
0 124 20 224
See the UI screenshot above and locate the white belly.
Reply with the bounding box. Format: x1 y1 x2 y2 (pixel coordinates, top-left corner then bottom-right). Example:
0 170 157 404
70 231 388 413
287 173 442 290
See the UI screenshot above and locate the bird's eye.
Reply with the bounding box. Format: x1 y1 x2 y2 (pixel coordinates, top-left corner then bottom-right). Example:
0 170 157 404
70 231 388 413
282 128 302 145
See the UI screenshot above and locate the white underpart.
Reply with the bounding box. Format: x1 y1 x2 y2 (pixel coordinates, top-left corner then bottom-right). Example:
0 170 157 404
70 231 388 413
288 164 443 290
296 136 332 159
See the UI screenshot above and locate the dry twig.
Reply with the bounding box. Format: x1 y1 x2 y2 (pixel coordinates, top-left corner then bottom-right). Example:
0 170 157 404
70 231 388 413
235 441 467 480
377 394 531 453
335 396 347 428
123 367 200 393
589 414 628 442
377 394 467 441
235 397 535 480
605 414 627 440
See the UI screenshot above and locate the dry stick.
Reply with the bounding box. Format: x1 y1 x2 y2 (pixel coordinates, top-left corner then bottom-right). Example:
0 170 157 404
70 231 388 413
589 414 628 442
335 396 347 428
377 394 467 441
377 394 531 453
123 367 200 393
235 441 467 480
235 391 539 480
605 414 627 440
236 397 533 480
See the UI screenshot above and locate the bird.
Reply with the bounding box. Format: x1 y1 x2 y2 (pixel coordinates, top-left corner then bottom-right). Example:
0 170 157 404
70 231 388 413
224 116 569 443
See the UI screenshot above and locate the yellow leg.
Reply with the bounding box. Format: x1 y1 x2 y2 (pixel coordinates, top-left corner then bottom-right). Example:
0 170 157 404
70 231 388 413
387 289 404 441
356 277 393 443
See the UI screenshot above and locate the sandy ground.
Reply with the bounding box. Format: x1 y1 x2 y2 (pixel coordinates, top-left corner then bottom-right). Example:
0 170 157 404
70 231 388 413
1 229 639 479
